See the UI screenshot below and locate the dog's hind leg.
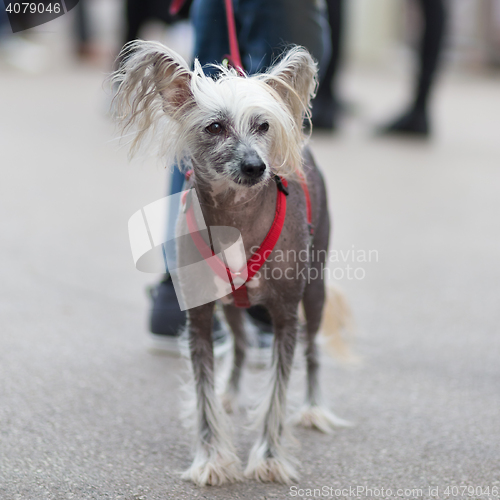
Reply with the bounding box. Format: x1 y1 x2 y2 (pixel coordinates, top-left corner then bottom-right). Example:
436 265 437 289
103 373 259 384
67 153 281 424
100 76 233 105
181 302 243 486
244 303 300 484
296 276 351 433
295 219 351 433
220 305 246 413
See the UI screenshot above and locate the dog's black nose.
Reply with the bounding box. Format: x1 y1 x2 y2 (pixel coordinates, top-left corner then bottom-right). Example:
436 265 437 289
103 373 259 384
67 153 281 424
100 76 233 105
241 156 266 179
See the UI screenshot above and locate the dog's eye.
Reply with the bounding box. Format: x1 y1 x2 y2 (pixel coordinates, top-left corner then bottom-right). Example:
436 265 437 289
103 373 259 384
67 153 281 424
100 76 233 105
258 122 269 133
206 122 224 135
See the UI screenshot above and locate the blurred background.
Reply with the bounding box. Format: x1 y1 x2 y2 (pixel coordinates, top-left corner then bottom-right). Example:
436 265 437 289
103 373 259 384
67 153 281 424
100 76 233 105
1 1 499 498
3 0 500 69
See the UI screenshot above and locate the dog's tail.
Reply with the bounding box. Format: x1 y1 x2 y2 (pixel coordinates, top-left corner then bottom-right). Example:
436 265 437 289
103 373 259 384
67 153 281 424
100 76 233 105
319 286 357 363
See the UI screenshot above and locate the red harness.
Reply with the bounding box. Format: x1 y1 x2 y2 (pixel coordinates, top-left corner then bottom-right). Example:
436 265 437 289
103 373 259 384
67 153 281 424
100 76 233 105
182 172 313 308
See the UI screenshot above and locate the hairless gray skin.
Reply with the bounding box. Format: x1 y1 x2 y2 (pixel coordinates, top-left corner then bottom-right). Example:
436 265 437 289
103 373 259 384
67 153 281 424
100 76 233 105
113 41 349 486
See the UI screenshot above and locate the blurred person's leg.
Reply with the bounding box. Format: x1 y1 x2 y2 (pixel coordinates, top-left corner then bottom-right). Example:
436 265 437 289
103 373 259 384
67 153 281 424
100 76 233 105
124 0 150 45
235 0 330 76
74 0 101 63
75 1 91 47
0 1 8 34
148 168 185 337
311 0 345 130
192 0 330 76
236 0 282 73
191 0 229 69
381 0 447 137
112 0 150 70
283 0 331 74
414 0 446 115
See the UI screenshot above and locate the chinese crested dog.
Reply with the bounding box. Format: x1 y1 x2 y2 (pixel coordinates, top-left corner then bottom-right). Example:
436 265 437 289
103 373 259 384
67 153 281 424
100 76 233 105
113 41 351 486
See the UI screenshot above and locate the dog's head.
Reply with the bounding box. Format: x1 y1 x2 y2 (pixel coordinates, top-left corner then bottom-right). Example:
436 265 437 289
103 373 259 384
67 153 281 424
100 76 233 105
113 41 317 187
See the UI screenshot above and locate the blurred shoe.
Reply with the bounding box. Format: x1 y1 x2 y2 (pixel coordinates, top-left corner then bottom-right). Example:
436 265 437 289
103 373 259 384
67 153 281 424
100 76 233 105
148 276 185 336
378 107 430 137
148 320 232 358
147 277 231 357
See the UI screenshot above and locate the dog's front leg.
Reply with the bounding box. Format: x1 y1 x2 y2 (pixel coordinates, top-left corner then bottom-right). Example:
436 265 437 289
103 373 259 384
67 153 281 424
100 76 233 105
220 305 246 413
245 303 300 484
182 302 243 486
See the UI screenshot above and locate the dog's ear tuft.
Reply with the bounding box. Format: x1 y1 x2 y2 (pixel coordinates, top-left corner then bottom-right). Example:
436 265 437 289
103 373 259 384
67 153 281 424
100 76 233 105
263 47 318 128
153 51 193 114
111 41 193 156
114 41 193 116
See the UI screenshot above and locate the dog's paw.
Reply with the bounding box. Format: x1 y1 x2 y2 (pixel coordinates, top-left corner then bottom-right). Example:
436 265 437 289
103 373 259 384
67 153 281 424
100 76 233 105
245 456 298 484
245 444 298 484
182 449 243 486
292 405 352 433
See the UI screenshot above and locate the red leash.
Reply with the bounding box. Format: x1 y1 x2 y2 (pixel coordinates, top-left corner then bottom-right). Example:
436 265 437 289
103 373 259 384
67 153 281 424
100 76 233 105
223 0 244 73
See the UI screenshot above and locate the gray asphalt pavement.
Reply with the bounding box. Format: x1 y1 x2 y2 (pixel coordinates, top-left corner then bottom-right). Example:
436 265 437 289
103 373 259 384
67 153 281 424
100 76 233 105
1 64 499 500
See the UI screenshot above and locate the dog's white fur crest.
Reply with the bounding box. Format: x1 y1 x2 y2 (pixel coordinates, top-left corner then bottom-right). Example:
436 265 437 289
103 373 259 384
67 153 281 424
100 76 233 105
112 41 317 180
